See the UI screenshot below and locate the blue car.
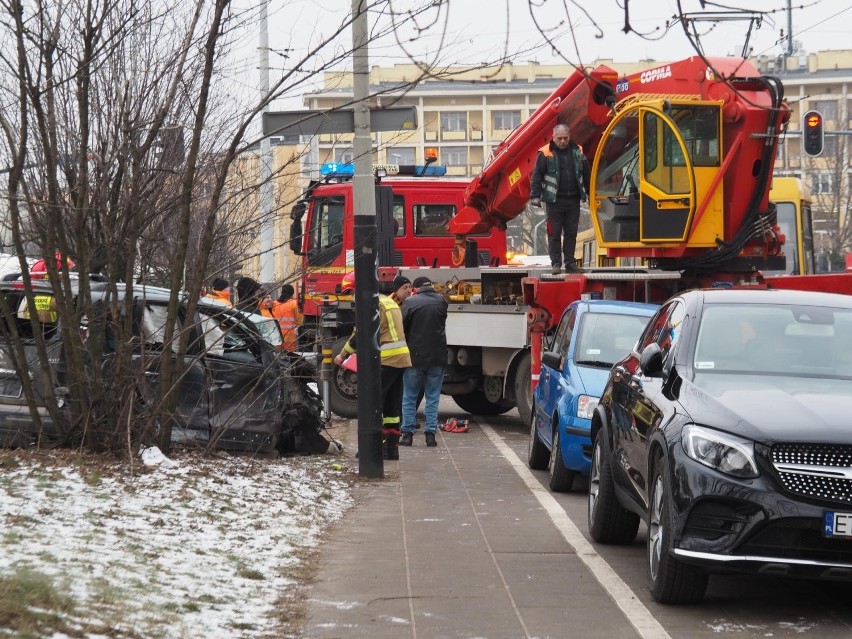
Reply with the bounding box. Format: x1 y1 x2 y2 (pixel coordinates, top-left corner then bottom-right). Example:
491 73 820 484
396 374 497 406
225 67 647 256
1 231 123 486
528 299 657 491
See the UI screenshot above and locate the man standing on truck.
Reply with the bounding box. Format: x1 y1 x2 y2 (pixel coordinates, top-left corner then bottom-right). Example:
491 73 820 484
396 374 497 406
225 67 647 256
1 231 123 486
529 123 590 274
399 276 448 448
333 271 411 460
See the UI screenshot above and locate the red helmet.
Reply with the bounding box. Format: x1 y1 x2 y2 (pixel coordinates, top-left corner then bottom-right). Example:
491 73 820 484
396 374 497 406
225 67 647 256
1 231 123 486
340 271 355 294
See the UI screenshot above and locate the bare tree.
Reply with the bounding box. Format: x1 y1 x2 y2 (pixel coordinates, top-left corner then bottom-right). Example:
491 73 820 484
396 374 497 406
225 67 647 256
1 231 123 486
0 0 488 455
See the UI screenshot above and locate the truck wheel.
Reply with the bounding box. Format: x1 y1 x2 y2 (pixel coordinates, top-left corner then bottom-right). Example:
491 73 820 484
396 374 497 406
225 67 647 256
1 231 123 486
451 389 513 416
513 351 532 425
328 337 358 419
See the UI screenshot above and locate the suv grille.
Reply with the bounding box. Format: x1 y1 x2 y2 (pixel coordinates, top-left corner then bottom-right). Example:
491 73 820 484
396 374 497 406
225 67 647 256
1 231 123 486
771 444 852 504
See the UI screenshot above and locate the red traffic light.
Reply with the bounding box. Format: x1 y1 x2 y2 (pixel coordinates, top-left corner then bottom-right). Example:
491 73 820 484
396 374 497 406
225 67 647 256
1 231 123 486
806 113 822 128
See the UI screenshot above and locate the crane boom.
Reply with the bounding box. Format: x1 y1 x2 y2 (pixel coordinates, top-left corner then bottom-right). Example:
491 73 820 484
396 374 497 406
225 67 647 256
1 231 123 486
448 57 790 271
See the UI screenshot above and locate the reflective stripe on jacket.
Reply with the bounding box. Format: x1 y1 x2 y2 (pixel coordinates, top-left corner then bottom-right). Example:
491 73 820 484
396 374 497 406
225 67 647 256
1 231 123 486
272 299 302 352
341 294 411 368
533 142 588 203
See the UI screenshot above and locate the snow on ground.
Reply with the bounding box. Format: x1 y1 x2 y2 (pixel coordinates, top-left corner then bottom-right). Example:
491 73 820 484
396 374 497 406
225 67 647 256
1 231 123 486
0 444 354 638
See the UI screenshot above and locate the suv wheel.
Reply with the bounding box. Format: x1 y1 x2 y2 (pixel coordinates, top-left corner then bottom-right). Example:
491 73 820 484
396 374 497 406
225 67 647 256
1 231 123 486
588 431 639 544
647 452 708 604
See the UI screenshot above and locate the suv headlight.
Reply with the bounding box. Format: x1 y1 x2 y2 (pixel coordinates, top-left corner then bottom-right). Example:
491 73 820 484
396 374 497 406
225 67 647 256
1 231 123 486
681 424 759 478
577 395 599 420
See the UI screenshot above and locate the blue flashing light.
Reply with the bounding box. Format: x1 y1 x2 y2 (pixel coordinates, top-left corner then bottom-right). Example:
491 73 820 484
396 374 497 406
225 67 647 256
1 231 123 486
320 162 355 176
418 165 446 176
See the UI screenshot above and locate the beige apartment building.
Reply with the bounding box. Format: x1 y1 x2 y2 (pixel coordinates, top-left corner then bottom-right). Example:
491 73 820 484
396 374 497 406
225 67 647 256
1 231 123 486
298 50 852 264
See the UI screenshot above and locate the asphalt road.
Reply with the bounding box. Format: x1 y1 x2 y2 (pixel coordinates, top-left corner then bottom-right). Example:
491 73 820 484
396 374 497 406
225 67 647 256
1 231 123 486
481 404 852 638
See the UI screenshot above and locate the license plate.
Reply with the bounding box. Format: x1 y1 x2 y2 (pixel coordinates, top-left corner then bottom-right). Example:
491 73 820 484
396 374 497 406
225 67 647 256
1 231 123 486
824 512 852 538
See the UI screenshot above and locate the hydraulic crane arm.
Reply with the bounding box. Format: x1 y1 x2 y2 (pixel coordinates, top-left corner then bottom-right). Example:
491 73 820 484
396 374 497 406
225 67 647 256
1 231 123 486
448 65 618 264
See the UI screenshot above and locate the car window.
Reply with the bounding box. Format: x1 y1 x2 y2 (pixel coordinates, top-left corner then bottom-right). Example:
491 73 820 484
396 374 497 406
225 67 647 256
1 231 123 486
574 312 654 367
550 308 576 359
694 303 852 375
638 303 674 352
242 311 283 348
636 300 684 369
659 302 685 367
198 309 258 362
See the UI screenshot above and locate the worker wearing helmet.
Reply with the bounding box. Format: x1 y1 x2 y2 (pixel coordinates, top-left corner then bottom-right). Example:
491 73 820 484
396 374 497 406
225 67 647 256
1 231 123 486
333 270 412 460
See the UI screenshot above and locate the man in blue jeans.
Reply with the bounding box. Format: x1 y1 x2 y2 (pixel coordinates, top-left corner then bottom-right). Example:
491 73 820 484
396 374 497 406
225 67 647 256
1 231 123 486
399 275 448 447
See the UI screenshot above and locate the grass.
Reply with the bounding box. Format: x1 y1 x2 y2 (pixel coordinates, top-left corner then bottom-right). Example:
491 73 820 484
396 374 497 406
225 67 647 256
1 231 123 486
0 567 76 637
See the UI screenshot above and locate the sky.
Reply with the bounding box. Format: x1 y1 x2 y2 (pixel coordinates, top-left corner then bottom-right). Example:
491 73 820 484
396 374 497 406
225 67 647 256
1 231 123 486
0 444 353 638
226 1 852 111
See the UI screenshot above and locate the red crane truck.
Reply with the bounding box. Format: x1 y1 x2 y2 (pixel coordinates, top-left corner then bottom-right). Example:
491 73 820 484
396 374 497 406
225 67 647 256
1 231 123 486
324 56 852 420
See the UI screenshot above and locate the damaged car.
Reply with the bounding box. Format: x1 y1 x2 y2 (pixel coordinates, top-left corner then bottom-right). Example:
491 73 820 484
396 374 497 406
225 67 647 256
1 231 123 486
0 280 330 454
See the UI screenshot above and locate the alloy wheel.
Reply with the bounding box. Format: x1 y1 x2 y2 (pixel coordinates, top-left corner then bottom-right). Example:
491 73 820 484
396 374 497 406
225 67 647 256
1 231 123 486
648 474 664 582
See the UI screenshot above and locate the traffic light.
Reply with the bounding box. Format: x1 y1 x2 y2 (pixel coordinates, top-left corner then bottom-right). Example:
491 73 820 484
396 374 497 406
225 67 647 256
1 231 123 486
803 110 824 157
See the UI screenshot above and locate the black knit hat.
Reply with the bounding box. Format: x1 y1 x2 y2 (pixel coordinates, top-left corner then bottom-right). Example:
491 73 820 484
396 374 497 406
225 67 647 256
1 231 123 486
279 284 295 301
211 277 229 291
392 275 411 292
412 276 432 288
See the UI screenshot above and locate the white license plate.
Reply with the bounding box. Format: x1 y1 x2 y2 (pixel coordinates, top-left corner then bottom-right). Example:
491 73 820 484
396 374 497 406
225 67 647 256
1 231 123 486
823 511 852 538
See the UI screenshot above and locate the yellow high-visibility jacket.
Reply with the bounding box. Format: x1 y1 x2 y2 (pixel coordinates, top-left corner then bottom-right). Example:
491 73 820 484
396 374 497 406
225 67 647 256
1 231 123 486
340 294 411 368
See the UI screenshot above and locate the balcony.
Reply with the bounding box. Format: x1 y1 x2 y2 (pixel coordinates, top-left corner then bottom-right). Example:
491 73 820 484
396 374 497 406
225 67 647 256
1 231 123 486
470 129 483 141
442 130 466 141
424 130 438 142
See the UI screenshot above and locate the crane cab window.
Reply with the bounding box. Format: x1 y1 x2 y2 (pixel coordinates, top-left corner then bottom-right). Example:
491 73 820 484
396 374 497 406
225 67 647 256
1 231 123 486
672 106 720 168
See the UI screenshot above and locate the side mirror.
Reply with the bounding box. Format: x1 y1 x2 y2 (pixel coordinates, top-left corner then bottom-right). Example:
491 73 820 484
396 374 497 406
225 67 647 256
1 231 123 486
289 219 304 256
639 343 663 377
541 351 562 371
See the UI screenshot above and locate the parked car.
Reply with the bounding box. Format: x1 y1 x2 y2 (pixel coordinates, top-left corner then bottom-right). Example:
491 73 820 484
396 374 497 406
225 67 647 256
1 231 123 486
588 288 852 604
528 299 657 491
0 280 326 454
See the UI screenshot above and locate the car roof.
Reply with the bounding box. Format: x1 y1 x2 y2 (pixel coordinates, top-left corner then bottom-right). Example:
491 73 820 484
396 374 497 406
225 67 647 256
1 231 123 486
571 299 659 317
688 288 852 308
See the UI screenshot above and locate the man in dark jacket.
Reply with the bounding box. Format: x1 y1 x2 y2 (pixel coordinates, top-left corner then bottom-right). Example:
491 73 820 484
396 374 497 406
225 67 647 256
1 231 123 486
529 123 590 274
399 276 448 447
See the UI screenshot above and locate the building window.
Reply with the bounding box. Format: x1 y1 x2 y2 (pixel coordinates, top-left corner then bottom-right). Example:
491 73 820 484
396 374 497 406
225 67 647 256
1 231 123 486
443 146 468 166
335 148 353 163
493 110 521 130
441 111 467 132
812 100 838 122
387 147 416 165
811 173 833 195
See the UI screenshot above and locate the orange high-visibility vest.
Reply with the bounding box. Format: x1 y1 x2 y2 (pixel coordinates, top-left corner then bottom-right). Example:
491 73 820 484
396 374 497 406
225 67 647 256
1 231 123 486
272 299 302 352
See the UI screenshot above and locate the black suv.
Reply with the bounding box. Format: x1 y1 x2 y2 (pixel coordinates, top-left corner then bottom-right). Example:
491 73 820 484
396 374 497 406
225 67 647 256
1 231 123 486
589 288 852 603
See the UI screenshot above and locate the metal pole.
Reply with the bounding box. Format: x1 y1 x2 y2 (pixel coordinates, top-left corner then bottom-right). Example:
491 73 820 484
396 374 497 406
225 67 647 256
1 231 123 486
352 0 383 477
259 2 274 283
786 0 793 58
